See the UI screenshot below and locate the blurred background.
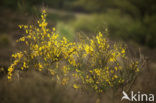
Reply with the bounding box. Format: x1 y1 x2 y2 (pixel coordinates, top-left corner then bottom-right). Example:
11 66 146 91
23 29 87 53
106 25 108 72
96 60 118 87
0 0 156 103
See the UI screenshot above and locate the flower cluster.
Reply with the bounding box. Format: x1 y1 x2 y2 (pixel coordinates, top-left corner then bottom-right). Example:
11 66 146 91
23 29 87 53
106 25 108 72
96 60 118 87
8 10 143 94
69 32 143 93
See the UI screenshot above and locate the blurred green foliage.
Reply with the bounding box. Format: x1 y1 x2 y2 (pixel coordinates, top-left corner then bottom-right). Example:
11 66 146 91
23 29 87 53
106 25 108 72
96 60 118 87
0 0 156 48
56 22 75 41
72 0 156 48
0 0 43 14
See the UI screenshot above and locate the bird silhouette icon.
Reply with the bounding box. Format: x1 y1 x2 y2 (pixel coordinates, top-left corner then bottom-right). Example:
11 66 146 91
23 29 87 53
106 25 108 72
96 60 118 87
121 91 130 101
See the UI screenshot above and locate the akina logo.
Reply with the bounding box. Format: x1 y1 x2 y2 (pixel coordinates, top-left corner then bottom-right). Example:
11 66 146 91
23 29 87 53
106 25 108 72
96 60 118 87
121 91 155 102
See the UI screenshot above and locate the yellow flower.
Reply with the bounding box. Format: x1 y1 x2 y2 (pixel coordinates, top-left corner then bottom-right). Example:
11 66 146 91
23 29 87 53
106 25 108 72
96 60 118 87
114 75 118 79
109 57 114 62
38 63 43 71
121 49 125 54
49 69 55 76
53 27 56 31
73 84 79 89
61 77 68 85
42 9 46 14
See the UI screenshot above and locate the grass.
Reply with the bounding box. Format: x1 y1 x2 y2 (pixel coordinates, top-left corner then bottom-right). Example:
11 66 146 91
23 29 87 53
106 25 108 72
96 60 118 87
0 71 97 103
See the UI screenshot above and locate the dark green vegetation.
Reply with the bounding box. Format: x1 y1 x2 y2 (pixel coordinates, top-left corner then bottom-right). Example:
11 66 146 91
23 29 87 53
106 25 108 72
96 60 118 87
1 0 156 48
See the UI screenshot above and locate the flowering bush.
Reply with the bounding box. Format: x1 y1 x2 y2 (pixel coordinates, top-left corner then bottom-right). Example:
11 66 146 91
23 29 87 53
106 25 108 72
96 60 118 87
8 10 144 95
